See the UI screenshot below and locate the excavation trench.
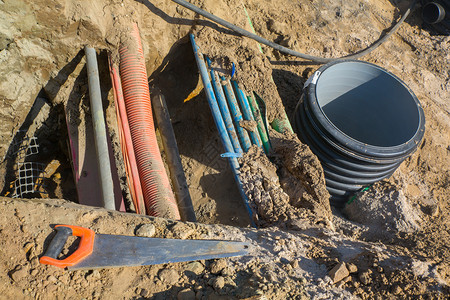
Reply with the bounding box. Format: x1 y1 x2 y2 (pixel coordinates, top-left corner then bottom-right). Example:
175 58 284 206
0 33 334 230
0 41 260 227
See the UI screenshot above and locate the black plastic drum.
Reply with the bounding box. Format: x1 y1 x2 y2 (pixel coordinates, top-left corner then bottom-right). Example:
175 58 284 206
293 60 425 207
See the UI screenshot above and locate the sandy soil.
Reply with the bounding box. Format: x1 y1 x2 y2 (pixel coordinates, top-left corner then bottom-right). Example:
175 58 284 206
0 0 449 299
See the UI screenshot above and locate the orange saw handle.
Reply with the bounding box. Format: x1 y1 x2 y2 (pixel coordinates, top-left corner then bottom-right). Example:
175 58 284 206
40 225 95 268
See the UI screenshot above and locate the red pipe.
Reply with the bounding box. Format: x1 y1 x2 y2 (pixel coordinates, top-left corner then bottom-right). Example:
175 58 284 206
108 54 146 214
119 23 180 219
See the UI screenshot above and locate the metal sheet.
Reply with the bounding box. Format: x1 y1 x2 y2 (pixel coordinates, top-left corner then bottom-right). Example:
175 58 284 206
69 234 249 270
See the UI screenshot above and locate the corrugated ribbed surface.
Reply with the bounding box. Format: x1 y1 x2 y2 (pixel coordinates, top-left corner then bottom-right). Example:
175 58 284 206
119 24 180 219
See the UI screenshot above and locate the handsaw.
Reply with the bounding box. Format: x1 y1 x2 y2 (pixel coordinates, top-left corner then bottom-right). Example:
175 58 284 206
40 225 249 270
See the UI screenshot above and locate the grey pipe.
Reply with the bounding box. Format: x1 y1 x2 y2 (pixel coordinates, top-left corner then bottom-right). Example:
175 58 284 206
171 0 416 63
151 92 196 222
84 46 116 210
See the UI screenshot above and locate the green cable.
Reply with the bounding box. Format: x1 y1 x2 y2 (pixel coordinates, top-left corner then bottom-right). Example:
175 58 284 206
346 185 372 205
271 111 294 134
247 94 271 153
241 2 264 54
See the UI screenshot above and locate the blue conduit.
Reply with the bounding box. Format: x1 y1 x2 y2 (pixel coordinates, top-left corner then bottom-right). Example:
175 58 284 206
206 58 243 154
190 34 256 227
231 81 263 148
221 77 252 152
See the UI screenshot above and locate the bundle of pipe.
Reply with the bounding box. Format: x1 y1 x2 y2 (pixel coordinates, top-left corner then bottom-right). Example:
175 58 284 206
108 54 146 215
190 34 274 226
119 24 180 220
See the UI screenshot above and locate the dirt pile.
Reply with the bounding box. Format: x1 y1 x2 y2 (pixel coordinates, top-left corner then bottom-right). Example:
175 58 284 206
239 134 332 228
344 182 422 239
2 197 449 299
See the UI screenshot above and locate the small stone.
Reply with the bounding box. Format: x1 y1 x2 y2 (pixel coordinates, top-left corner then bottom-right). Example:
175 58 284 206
30 269 38 276
185 262 205 275
377 266 383 273
92 270 101 278
47 275 57 283
177 288 195 300
210 259 227 275
328 262 350 284
346 263 358 273
10 266 28 282
359 271 371 285
213 276 225 290
135 224 156 238
158 269 179 285
221 267 235 277
290 260 299 269
171 223 194 239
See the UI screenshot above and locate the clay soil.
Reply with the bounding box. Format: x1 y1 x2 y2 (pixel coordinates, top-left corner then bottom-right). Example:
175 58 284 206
0 0 449 299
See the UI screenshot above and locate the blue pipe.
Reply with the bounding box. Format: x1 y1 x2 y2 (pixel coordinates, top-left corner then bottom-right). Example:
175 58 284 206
206 59 242 154
221 77 252 152
231 80 263 148
190 34 256 227
190 35 233 154
229 158 256 226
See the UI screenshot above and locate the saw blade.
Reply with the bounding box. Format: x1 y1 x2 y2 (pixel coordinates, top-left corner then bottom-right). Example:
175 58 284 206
69 234 249 270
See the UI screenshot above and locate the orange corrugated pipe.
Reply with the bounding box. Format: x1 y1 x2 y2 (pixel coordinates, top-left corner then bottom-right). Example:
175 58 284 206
118 23 180 220
108 53 146 215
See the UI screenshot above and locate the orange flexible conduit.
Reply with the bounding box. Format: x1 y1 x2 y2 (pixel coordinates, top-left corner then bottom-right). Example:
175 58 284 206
108 54 146 215
119 24 180 219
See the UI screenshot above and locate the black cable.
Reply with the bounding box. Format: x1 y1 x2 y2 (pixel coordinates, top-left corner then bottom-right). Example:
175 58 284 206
171 0 417 63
